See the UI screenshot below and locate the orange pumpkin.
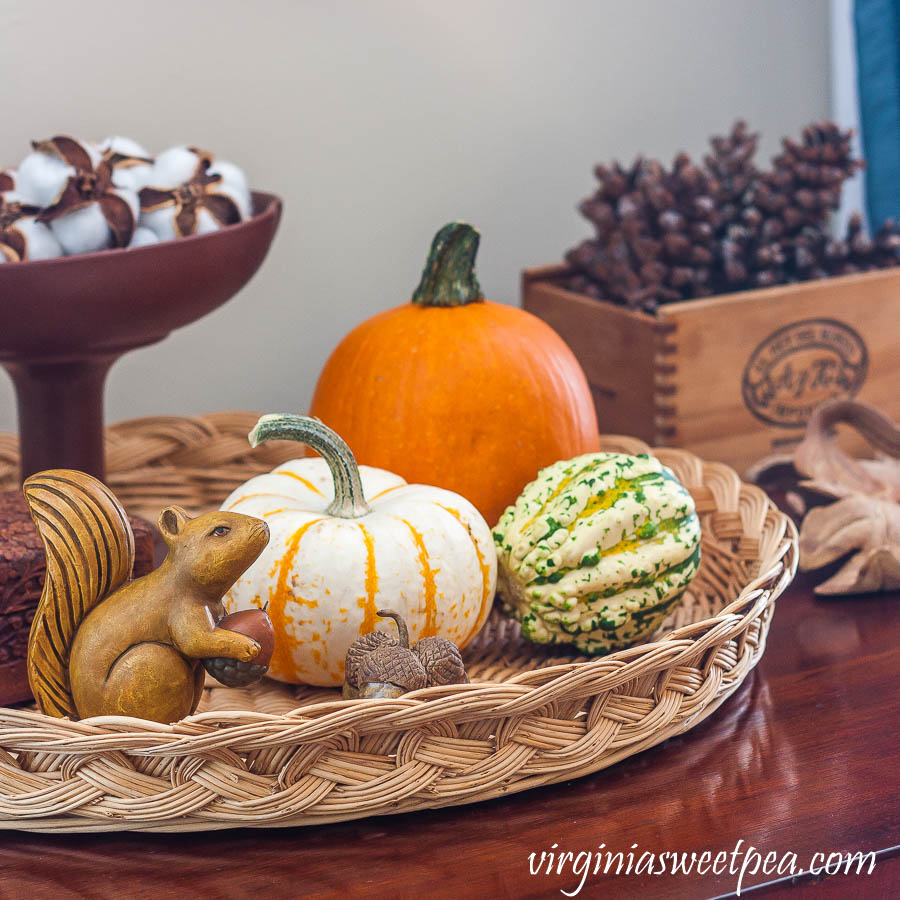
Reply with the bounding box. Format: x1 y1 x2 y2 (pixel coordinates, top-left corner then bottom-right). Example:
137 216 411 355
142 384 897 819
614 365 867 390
310 222 599 526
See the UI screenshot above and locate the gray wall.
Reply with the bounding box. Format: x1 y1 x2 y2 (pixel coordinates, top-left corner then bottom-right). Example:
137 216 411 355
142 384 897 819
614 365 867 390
0 0 830 433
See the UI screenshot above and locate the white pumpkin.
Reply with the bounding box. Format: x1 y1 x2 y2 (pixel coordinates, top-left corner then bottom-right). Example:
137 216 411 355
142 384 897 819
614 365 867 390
221 415 497 686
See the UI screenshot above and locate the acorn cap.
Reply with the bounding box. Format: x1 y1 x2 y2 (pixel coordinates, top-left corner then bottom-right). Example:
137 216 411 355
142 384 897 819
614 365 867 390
413 636 468 687
344 631 397 691
357 645 426 693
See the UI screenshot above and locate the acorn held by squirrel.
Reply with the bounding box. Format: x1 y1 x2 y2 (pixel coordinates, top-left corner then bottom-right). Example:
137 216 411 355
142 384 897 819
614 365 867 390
24 469 272 723
343 609 468 699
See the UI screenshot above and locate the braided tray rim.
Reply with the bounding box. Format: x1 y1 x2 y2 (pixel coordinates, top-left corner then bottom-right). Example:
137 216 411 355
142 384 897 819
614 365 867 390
0 415 798 832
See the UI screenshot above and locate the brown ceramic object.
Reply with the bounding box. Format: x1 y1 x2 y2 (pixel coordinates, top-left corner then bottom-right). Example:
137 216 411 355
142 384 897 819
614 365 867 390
0 192 281 482
413 635 468 687
23 469 269 723
203 608 276 688
0 489 154 706
343 609 466 699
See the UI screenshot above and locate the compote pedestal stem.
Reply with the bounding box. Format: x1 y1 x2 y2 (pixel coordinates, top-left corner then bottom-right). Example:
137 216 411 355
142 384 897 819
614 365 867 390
3 355 116 481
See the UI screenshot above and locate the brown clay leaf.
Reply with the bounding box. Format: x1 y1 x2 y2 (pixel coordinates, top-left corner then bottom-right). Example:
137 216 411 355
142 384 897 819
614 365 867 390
794 399 900 501
814 547 900 595
799 494 900 594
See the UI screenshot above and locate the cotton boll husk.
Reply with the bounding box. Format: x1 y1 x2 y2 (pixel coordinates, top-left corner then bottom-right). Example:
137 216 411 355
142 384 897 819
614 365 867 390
13 217 63 260
99 135 150 159
0 189 62 261
100 136 155 192
207 160 252 219
150 146 204 188
50 187 137 255
138 148 252 238
17 139 102 207
0 169 17 192
16 152 73 207
140 196 239 240
128 226 160 248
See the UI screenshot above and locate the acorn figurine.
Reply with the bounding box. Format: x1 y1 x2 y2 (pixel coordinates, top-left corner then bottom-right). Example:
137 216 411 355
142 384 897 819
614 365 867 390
343 609 468 699
414 635 468 688
203 607 276 688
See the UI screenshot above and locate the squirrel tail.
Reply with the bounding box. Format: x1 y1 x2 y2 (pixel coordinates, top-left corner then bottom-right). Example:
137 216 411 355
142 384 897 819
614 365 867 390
23 470 135 718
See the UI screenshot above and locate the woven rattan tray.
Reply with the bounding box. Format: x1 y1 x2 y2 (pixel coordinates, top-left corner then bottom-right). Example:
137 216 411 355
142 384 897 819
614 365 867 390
0 414 798 832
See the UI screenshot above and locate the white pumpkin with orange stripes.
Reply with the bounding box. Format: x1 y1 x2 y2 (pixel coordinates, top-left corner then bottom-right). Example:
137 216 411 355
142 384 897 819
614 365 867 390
220 414 497 686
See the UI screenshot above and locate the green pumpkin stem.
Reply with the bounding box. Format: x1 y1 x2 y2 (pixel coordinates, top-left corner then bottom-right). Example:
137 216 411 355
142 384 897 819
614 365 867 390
376 609 410 648
411 222 484 308
249 414 371 519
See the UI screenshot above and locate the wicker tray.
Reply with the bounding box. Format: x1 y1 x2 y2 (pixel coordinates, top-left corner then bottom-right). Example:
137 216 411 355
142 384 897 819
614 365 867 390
0 415 798 833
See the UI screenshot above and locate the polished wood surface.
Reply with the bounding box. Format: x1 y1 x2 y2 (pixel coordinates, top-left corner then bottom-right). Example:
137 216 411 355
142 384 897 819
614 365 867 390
0 569 897 898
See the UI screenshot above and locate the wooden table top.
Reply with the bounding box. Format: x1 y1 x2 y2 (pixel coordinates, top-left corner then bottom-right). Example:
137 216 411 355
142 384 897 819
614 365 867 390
1 574 897 898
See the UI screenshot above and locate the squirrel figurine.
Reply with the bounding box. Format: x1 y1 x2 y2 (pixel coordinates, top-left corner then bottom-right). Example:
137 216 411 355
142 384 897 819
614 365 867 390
24 469 270 723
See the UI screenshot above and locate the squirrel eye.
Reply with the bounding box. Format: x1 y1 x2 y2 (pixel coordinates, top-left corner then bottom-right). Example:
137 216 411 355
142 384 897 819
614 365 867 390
212 525 231 537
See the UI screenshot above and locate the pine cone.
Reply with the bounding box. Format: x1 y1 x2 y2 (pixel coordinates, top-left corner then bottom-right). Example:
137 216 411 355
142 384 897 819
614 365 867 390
793 213 900 280
564 119 878 309
705 120 759 228
567 151 721 310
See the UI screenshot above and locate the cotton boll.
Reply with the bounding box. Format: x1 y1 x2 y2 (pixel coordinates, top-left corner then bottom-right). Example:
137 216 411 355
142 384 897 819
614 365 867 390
0 191 63 261
138 148 252 240
50 184 139 255
207 160 252 219
128 226 160 248
100 135 150 159
16 152 74 207
100 136 155 192
138 205 179 242
50 205 115 255
14 217 63 260
117 186 140 222
111 164 154 193
193 208 228 235
1 189 30 206
17 139 103 207
150 146 205 188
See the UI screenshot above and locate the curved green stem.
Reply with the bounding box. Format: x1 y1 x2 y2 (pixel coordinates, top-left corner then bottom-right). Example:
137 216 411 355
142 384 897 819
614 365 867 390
411 222 484 307
249 414 371 518
376 609 409 649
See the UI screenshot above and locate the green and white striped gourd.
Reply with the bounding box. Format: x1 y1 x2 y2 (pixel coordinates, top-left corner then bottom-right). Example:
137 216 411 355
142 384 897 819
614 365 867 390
493 452 701 654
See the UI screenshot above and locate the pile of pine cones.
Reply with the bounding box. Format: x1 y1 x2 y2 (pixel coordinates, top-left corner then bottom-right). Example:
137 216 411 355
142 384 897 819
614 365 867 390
564 121 900 313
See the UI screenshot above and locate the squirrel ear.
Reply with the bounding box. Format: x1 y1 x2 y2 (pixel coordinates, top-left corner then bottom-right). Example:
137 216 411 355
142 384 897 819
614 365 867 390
158 506 190 544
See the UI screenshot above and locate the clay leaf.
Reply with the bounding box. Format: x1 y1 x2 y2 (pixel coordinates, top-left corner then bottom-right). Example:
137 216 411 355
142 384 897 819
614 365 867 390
794 399 900 501
799 495 900 595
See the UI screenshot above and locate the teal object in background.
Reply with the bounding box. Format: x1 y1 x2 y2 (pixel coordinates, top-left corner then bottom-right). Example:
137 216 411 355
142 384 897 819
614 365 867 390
855 0 900 225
